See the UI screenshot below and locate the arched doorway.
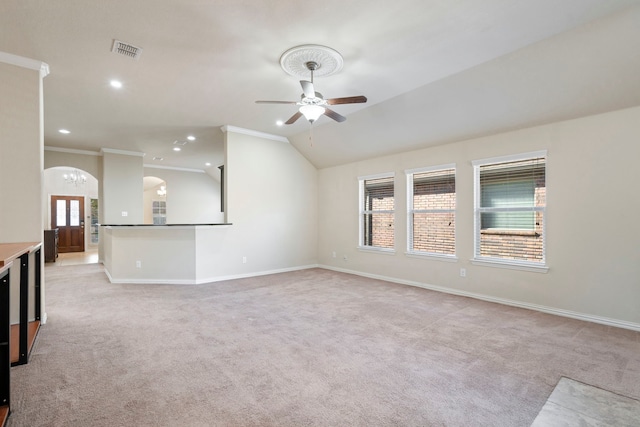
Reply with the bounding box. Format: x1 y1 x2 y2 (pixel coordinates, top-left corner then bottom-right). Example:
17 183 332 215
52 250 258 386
44 167 99 264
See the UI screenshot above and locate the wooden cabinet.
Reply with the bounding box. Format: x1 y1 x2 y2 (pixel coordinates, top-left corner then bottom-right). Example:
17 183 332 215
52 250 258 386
44 228 58 262
0 265 10 424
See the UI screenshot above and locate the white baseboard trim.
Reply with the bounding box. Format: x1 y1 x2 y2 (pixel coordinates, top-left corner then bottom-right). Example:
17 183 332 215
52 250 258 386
194 264 320 284
42 312 47 325
319 264 640 332
103 264 320 285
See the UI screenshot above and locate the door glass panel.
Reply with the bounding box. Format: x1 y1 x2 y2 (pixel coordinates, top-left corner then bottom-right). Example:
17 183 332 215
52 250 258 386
90 198 99 244
57 200 67 226
70 200 80 226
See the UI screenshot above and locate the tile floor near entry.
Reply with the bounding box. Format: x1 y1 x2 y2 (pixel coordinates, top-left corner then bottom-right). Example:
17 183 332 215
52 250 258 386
531 377 640 426
49 249 99 266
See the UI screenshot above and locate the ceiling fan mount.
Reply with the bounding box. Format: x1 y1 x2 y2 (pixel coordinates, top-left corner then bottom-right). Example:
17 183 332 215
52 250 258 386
256 48 367 125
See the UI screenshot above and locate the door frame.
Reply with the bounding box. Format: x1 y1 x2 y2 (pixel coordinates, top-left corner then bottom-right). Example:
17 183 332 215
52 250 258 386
51 195 85 253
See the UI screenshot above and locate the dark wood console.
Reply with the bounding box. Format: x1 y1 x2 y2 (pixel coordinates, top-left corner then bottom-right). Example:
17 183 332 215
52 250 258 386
44 229 58 262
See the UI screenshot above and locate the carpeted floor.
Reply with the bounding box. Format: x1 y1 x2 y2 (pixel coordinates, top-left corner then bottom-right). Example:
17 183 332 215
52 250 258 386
8 265 640 426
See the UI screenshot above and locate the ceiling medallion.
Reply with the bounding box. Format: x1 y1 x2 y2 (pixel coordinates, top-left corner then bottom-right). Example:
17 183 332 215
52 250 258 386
279 44 344 79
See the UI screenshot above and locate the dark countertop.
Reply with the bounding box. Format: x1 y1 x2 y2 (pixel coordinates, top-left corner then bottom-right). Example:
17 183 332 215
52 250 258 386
99 223 232 227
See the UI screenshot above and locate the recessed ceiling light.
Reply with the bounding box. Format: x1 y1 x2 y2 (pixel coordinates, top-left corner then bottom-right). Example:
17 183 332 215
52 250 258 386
187 135 196 141
58 129 70 134
205 162 211 166
276 120 284 126
173 147 181 152
110 80 123 89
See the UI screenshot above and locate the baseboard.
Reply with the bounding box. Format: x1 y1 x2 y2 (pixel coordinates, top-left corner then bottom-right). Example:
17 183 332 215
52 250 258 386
103 264 320 285
194 264 320 284
319 264 640 332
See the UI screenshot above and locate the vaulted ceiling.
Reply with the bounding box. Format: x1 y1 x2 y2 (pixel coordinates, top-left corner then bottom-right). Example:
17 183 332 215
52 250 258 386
2 0 639 172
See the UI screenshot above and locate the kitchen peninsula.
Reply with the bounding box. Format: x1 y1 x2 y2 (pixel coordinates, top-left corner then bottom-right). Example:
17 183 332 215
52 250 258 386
101 224 233 285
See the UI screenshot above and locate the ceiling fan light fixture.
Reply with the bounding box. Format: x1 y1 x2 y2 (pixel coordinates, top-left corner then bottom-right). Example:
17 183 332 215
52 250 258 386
300 105 325 123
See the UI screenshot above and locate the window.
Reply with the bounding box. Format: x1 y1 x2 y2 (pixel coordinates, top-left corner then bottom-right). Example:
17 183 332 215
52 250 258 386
152 200 167 225
473 151 547 269
359 173 395 251
406 165 456 257
90 198 99 244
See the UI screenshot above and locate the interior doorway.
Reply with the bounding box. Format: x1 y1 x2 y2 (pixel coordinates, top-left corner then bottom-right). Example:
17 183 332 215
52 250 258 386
51 195 85 253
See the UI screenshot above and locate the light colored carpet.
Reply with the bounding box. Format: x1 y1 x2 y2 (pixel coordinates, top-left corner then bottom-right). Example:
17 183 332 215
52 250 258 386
8 265 640 426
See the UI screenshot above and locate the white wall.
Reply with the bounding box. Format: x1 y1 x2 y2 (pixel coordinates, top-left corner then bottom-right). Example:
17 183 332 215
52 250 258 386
0 59 44 243
0 53 48 324
317 106 640 327
101 150 144 224
103 226 197 283
102 129 318 283
44 149 100 179
192 129 318 277
143 167 223 224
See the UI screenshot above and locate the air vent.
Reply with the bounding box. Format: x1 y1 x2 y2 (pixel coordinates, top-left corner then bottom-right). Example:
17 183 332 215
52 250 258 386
111 39 143 60
173 140 188 146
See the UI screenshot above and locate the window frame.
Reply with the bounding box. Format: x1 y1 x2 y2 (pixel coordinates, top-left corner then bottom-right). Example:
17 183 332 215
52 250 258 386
358 172 396 253
472 151 548 272
405 163 457 261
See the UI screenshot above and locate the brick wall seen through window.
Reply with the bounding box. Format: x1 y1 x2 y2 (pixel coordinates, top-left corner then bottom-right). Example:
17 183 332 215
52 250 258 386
408 166 455 256
360 175 394 249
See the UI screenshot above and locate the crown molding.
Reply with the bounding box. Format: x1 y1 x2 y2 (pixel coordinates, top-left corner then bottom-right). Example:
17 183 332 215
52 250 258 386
44 146 101 156
0 51 50 78
220 125 289 143
100 148 146 157
143 164 205 173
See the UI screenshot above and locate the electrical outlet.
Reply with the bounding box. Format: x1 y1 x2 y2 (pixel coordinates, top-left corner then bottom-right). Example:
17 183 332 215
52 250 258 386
121 211 128 217
242 256 247 264
460 268 466 277
332 251 336 258
136 260 142 268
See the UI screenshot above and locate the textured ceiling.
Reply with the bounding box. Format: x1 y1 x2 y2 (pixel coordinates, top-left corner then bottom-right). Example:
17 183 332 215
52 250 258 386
1 0 639 172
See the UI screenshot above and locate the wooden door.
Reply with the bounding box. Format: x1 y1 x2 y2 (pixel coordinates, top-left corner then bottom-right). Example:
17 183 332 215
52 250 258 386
51 196 85 253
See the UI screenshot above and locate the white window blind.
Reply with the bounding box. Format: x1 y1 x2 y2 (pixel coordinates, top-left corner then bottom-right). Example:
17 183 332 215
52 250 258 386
474 153 546 265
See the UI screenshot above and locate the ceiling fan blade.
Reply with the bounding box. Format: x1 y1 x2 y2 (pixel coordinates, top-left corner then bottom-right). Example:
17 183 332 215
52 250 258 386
255 100 297 104
326 95 368 105
300 80 315 99
324 108 346 123
285 111 303 125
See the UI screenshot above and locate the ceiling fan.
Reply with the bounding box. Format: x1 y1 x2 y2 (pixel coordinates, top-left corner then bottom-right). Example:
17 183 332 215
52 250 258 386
256 61 367 124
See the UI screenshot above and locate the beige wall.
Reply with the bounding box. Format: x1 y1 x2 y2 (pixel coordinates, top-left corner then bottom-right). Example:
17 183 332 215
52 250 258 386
102 129 318 283
0 53 48 324
101 150 144 224
143 167 223 224
317 106 640 327
0 61 44 243
217 129 318 274
44 149 100 178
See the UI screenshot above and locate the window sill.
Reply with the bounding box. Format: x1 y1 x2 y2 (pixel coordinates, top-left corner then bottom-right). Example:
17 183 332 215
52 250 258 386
471 257 549 273
481 229 539 237
405 252 458 262
357 246 396 255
